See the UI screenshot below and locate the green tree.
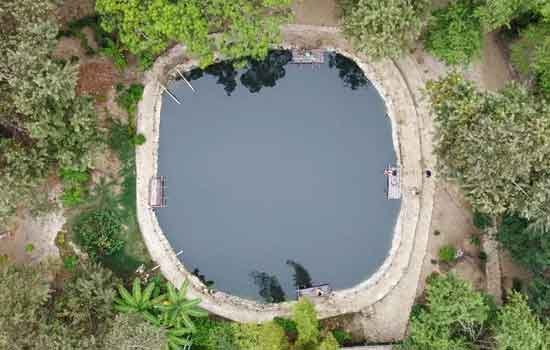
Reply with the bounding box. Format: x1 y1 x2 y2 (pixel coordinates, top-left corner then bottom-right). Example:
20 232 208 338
401 274 492 349
476 0 537 31
426 73 550 223
494 292 549 349
293 297 320 349
497 214 550 273
423 0 483 65
0 0 100 220
95 0 291 67
341 0 429 59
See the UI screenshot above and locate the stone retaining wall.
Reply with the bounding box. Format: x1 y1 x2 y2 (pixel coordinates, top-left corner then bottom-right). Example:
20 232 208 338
135 26 435 339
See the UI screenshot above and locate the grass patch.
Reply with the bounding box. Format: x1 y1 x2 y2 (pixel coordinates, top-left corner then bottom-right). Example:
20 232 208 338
67 119 150 279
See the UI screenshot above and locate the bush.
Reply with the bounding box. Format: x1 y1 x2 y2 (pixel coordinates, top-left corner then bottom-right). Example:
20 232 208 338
133 133 146 146
273 317 297 337
423 0 483 65
73 208 125 259
60 168 90 207
497 214 550 273
194 318 236 350
511 23 550 95
469 234 482 247
293 298 320 348
331 329 352 346
438 245 457 264
473 211 492 230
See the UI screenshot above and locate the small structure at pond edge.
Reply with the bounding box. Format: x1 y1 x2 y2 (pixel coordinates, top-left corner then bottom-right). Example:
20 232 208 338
384 166 401 200
291 49 324 64
149 176 167 208
297 283 332 298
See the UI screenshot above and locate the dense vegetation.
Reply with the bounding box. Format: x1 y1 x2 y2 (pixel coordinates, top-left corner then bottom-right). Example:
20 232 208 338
0 0 100 221
401 273 550 350
340 0 429 59
0 259 349 350
95 0 292 67
3 0 550 349
426 73 550 226
423 0 483 65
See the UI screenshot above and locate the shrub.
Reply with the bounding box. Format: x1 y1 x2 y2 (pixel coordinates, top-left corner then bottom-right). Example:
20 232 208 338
331 329 352 346
473 211 492 230
133 133 146 146
423 0 483 65
438 245 457 264
273 317 297 336
497 214 550 273
469 234 482 247
60 168 90 207
319 332 340 350
293 298 320 348
63 255 79 270
73 208 125 259
24 243 34 253
511 23 550 95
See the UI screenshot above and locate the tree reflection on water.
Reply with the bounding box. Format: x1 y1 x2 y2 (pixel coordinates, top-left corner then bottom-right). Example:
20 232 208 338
249 270 287 303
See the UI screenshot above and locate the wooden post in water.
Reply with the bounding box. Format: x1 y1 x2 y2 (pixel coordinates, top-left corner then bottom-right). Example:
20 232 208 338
175 68 196 93
160 84 182 105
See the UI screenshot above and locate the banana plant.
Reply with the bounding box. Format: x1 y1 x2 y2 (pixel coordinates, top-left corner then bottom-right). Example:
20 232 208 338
156 279 208 331
114 277 165 322
165 327 193 350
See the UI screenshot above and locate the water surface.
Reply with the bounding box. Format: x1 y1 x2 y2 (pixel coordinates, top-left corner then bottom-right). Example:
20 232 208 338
157 52 401 302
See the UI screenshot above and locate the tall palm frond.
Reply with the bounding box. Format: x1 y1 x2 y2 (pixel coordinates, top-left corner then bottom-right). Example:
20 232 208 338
156 280 208 331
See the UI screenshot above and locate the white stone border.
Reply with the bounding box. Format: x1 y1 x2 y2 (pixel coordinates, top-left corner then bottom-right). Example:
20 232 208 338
136 29 433 323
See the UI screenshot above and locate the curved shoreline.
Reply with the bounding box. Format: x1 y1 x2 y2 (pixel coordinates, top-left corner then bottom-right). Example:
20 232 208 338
136 27 434 336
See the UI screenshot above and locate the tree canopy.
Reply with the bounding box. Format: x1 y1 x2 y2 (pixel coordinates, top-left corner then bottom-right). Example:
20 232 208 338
340 0 429 59
426 73 550 224
95 0 292 67
0 0 100 220
423 0 483 65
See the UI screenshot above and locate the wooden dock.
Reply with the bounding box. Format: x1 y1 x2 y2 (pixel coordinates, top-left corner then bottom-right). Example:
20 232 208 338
149 176 167 208
291 49 325 64
385 166 401 200
297 283 332 298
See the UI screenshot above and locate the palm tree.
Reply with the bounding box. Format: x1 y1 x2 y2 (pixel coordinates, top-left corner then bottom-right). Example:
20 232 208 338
114 277 165 323
156 280 208 331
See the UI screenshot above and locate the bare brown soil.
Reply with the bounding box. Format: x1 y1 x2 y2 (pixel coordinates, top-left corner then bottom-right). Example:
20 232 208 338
77 59 119 97
292 0 340 26
418 181 486 293
55 0 95 26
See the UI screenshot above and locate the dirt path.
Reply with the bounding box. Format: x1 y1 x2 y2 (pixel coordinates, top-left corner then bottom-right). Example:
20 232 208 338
292 0 340 26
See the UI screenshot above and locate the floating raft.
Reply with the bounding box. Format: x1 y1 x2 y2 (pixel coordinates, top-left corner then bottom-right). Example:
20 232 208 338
291 49 325 64
385 166 401 200
297 284 332 298
149 176 167 208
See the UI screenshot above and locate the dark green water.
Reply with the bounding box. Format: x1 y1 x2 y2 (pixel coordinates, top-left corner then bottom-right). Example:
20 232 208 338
157 52 401 302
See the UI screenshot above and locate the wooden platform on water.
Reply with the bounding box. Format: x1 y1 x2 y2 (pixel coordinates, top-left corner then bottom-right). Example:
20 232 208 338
149 176 167 208
297 284 332 298
385 166 401 200
291 49 325 64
